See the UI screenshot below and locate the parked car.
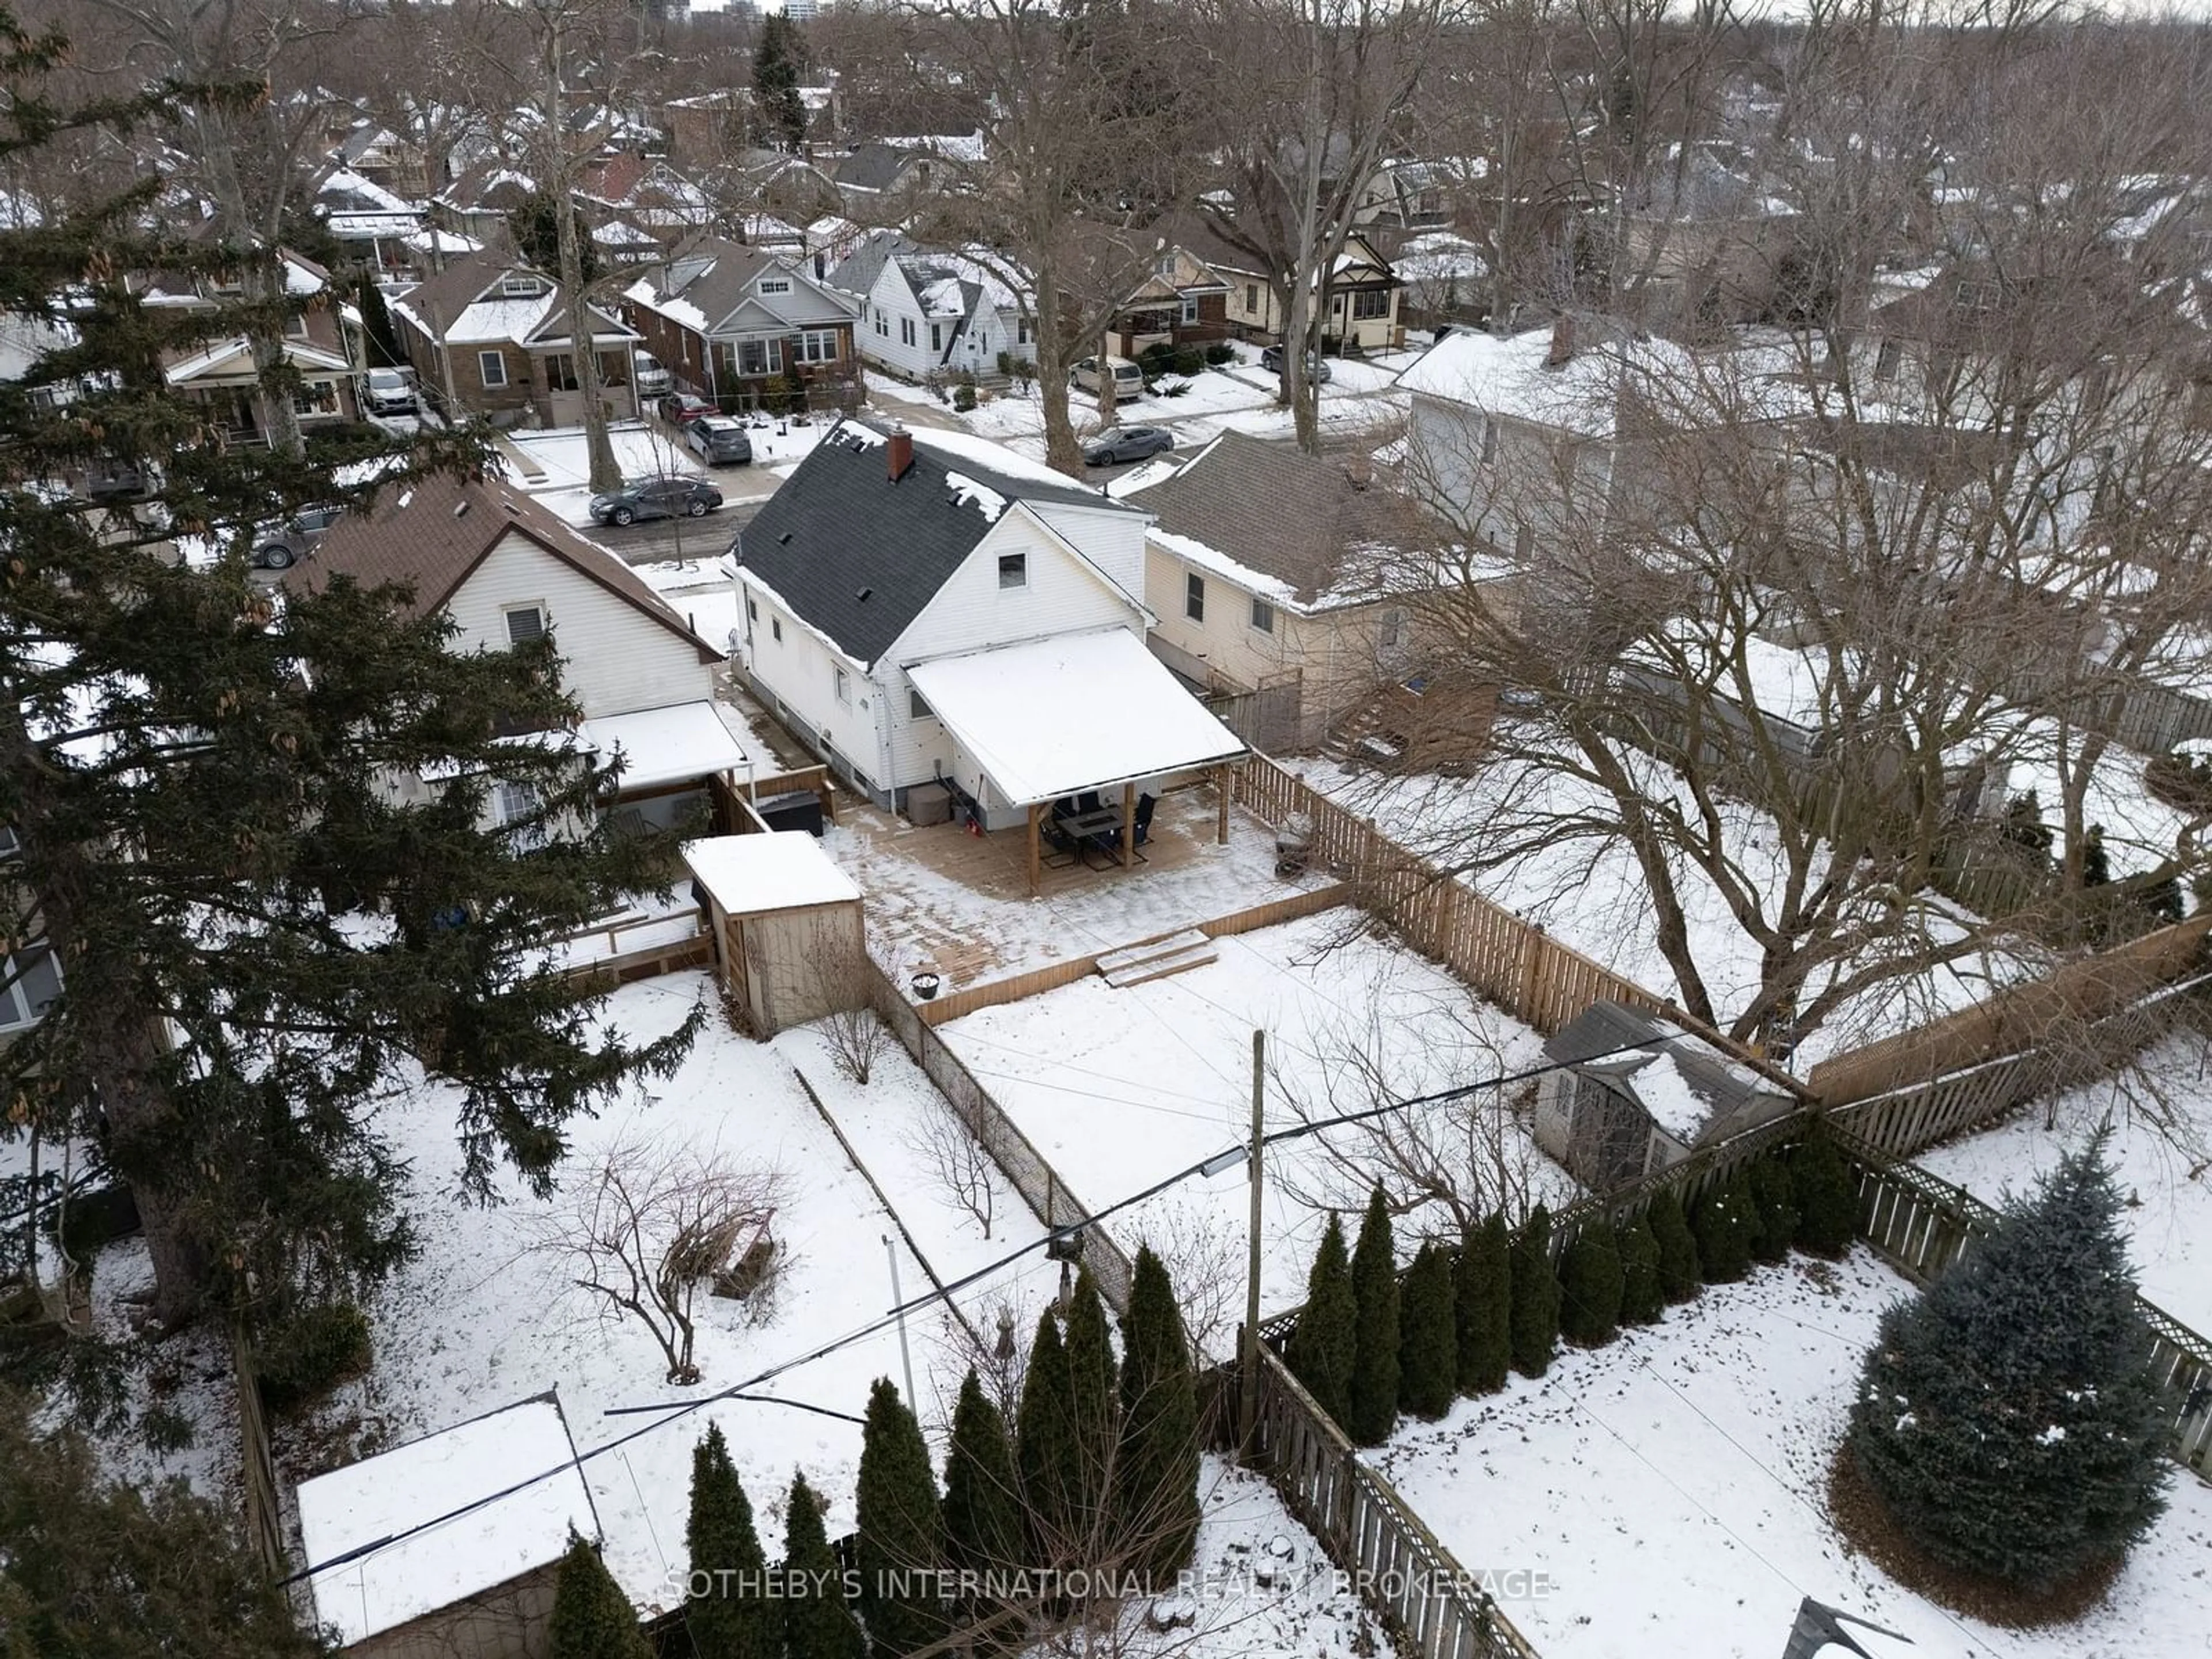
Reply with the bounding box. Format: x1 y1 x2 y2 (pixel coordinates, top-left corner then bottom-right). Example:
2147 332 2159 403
1070 355 1145 397
657 391 715 425
587 475 724 527
251 502 346 569
1082 425 1175 467
1260 344 1332 384
632 350 673 397
361 368 416 417
685 415 755 467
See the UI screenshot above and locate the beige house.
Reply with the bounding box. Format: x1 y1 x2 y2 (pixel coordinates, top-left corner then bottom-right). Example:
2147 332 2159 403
1176 221 1404 352
1126 431 1457 752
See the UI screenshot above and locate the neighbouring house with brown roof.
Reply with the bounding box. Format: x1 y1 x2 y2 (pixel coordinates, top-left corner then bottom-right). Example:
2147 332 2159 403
138 248 365 444
1125 430 1493 753
623 237 857 412
574 155 714 250
287 469 756 836
1108 245 1233 360
430 158 537 244
1172 219 1406 352
390 253 642 427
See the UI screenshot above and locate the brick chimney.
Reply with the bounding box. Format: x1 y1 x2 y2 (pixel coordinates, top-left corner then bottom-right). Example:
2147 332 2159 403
1546 312 1575 369
887 425 914 482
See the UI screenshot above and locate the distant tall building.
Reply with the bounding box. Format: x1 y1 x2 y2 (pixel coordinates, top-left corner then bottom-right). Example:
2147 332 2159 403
783 0 819 21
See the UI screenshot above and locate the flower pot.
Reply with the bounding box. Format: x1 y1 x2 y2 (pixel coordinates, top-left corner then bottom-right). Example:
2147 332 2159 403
911 971 942 1001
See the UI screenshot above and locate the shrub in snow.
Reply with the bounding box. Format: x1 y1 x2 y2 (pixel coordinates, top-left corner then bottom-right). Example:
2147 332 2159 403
1646 1188 1702 1303
1115 1247 1201 1579
785 1474 866 1659
1558 1222 1624 1347
1508 1204 1561 1378
1691 1176 1758 1284
1347 1186 1402 1445
1455 1214 1513 1395
1748 1157 1799 1266
686 1423 775 1659
1789 1129 1859 1257
1397 1240 1458 1420
255 1300 371 1414
1846 1130 2169 1589
550 1529 652 1659
1616 1215 1665 1325
1287 1213 1357 1423
944 1368 1022 1594
857 1378 947 1656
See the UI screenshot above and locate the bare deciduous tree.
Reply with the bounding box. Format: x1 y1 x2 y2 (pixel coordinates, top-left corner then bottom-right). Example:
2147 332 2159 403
906 1093 996 1239
532 1137 787 1384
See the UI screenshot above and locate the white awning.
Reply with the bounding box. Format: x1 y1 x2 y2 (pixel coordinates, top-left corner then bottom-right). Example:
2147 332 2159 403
904 627 1247 806
581 699 755 793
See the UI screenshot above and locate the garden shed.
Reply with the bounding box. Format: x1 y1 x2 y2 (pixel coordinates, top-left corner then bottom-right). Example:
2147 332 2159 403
1534 1001 1796 1191
684 832 868 1035
295 1391 601 1659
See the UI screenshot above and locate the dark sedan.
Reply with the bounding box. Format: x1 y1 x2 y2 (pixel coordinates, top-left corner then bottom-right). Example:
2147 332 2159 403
587 475 724 527
1082 425 1176 467
656 391 716 426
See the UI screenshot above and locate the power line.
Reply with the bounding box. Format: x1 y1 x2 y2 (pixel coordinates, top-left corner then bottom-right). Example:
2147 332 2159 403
281 1031 1670 1592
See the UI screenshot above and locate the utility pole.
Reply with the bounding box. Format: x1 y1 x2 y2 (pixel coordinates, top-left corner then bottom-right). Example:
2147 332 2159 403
884 1234 918 1408
1240 1028 1264 1456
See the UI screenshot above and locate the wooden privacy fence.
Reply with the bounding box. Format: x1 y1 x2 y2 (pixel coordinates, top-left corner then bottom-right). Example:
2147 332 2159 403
1246 1347 1543 1659
232 1331 287 1579
1837 1125 2212 1475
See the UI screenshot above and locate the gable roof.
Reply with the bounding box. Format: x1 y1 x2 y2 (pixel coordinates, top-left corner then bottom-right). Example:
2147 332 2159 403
825 228 916 298
1541 1000 1793 1147
1127 431 1403 609
390 252 634 349
835 141 925 194
631 236 852 335
289 467 716 662
434 158 536 214
736 420 1134 667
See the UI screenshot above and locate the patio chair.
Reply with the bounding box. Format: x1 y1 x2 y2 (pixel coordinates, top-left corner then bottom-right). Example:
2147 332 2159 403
1134 793 1157 847
1077 790 1104 815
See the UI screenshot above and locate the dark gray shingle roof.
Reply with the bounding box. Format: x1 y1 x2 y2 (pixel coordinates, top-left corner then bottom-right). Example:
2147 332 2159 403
1128 430 1381 606
1541 999 1791 1147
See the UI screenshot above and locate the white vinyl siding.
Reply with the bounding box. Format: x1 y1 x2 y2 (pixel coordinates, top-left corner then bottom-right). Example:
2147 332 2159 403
444 529 711 718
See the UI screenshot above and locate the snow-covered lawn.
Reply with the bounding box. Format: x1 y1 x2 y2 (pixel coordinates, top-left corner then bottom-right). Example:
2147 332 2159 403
1916 1030 2212 1334
937 913 1562 1342
1371 1249 2212 1659
1297 754 2048 1067
635 556 741 657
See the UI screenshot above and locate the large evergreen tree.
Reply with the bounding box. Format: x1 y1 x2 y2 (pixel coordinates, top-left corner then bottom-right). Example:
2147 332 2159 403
752 14 810 152
1286 1214 1356 1423
1014 1309 1079 1562
687 1423 778 1659
1396 1240 1457 1420
783 1474 866 1659
0 1392 324 1658
1846 1133 2169 1589
854 1380 945 1658
550 1531 651 1659
1507 1205 1560 1379
1454 1214 1512 1395
1346 1186 1401 1445
0 8 695 1364
1061 1266 1120 1542
943 1368 1024 1588
1113 1246 1199 1579
1556 1222 1623 1347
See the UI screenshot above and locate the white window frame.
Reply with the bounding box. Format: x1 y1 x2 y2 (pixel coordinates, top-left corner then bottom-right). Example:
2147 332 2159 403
930 322 944 353
900 317 916 347
0 949 60 1033
798 329 838 363
1185 571 1205 622
478 350 509 388
910 687 933 720
505 603 547 644
1249 596 1277 635
835 665 851 704
758 276 793 296
998 552 1027 590
1180 296 1200 325
1352 287 1390 320
771 616 783 642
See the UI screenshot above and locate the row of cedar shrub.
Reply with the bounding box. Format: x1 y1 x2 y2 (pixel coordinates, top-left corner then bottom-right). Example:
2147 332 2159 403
1285 1128 1861 1446
548 1248 1204 1659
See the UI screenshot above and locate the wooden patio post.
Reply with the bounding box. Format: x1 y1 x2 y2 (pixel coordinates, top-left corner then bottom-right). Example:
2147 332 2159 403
1027 801 1043 897
1122 781 1137 867
1216 764 1232 844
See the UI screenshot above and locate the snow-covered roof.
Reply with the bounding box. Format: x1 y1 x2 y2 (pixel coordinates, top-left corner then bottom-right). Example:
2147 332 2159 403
684 831 862 915
582 700 754 792
1628 1048 1708 1141
904 627 1246 804
296 1395 599 1648
403 226 482 255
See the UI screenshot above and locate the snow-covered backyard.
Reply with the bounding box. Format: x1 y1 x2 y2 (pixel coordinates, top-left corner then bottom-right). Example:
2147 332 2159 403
1372 1249 2212 1659
1916 1030 2212 1334
1297 753 2050 1067
937 912 1565 1339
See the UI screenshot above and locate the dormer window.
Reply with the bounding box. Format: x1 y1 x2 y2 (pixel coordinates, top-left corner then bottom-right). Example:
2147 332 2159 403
500 273 547 298
759 276 792 296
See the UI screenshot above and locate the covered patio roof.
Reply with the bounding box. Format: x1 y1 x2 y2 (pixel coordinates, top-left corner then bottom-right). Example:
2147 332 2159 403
904 627 1246 806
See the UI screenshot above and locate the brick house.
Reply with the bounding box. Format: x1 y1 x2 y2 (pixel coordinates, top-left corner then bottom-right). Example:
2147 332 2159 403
1108 246 1233 359
622 237 857 412
390 253 641 427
